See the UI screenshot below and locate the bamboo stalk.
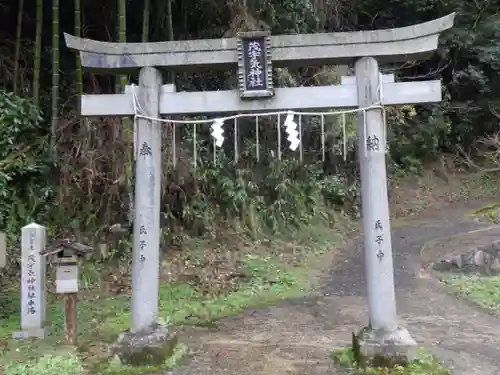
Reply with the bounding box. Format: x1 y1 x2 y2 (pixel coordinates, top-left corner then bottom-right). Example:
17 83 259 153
50 0 60 151
142 0 151 42
13 0 24 95
74 0 83 97
119 0 135 226
33 0 43 106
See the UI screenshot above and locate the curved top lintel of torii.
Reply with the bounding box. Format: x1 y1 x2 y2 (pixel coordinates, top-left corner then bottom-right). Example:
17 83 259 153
65 13 455 73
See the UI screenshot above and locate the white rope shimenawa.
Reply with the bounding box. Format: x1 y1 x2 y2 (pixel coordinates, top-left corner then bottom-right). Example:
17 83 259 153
129 76 387 164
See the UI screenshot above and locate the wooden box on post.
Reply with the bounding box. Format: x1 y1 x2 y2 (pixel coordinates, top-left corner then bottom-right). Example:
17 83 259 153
41 241 93 344
41 242 93 294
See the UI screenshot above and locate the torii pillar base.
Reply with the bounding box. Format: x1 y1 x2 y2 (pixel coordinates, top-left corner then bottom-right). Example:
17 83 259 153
353 326 417 368
111 323 178 367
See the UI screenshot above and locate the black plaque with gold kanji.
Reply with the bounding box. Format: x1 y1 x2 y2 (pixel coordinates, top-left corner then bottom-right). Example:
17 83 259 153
237 31 274 99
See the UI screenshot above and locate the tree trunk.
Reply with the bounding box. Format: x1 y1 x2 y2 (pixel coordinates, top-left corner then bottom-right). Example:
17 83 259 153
13 0 24 95
33 0 43 106
142 0 151 42
74 0 83 97
118 0 127 91
119 0 134 226
51 0 60 152
166 0 174 83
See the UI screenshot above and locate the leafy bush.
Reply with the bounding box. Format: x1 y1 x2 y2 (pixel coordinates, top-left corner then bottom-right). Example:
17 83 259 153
388 105 452 173
150 123 360 247
170 156 357 240
0 90 53 236
0 293 20 319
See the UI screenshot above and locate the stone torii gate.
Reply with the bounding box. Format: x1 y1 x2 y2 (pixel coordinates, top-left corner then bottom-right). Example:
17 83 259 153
65 13 454 364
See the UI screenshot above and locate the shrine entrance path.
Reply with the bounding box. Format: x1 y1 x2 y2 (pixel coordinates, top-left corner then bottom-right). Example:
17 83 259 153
165 201 500 375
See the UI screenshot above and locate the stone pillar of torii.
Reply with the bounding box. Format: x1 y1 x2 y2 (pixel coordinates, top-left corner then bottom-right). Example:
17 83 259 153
65 13 455 363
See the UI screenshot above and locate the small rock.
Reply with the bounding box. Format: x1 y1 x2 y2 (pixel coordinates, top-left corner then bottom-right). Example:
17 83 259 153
451 255 463 268
473 250 484 266
493 240 500 251
483 251 492 265
463 251 474 267
491 258 500 272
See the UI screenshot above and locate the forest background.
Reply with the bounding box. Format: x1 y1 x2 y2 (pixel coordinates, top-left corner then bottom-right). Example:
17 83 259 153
0 0 499 239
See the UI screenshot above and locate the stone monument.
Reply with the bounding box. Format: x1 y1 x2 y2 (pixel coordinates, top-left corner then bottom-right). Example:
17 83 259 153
13 223 47 339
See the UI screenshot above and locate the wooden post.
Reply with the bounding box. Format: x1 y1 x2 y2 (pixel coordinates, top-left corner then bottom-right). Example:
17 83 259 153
64 293 77 344
52 246 89 345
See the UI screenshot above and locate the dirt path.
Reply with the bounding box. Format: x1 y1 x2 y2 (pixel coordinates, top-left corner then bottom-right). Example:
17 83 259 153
165 201 500 375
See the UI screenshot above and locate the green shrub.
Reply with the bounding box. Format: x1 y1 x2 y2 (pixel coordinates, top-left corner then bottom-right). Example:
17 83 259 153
0 89 53 236
176 157 357 238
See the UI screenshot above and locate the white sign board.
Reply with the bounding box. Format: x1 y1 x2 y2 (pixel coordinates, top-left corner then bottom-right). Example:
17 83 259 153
56 265 79 294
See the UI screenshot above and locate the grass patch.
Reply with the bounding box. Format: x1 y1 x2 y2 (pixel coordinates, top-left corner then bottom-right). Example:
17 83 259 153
389 170 500 219
3 351 85 375
97 343 188 375
332 348 451 374
441 273 500 311
465 201 500 223
454 173 500 201
0 213 352 374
